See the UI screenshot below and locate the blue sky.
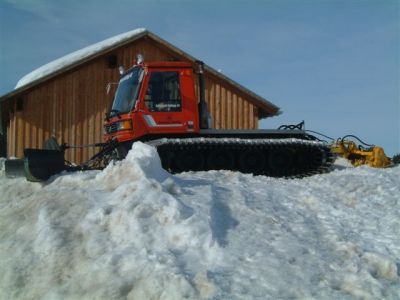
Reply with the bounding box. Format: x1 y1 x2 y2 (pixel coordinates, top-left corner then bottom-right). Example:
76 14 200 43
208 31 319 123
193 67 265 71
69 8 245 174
0 0 399 155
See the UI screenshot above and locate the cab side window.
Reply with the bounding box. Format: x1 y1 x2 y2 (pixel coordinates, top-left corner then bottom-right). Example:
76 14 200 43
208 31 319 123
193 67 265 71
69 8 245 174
144 71 182 112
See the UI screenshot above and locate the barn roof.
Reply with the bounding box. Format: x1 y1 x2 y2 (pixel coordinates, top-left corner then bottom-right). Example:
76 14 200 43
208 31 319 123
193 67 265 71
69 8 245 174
0 28 280 118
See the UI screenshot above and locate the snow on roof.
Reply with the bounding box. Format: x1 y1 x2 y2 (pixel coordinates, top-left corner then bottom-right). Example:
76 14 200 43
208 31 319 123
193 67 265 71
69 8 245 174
15 28 147 89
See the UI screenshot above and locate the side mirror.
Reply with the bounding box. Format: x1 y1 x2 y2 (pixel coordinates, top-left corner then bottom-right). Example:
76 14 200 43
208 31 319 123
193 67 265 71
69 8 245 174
106 82 118 95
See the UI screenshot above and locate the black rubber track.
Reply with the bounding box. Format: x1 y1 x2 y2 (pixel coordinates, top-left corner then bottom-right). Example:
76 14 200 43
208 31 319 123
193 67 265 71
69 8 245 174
154 139 334 178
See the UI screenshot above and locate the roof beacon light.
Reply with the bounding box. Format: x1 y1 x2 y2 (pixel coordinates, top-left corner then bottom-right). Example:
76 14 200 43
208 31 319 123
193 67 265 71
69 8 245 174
136 54 144 64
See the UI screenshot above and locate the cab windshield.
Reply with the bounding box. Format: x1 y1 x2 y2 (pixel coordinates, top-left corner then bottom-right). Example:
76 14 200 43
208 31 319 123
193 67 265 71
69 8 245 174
110 67 143 116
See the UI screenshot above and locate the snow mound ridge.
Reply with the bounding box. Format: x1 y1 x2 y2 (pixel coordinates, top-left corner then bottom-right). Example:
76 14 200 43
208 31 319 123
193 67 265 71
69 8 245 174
96 141 169 186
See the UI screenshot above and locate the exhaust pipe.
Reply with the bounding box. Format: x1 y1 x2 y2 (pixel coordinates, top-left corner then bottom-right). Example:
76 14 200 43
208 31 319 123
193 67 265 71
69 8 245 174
196 60 210 129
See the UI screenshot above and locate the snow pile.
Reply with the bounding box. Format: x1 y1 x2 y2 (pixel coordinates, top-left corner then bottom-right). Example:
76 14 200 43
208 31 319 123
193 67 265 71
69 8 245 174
15 28 146 89
332 156 354 169
1 143 399 299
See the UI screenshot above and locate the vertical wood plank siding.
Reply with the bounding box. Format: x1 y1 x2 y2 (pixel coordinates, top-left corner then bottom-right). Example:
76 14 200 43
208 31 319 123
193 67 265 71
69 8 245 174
202 76 258 130
7 38 259 163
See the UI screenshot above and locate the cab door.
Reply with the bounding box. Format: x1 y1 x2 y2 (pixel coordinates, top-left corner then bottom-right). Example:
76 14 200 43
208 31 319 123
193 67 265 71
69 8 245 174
140 69 198 134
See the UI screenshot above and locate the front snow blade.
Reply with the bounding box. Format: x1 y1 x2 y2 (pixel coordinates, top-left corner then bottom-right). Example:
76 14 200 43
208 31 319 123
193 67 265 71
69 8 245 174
5 159 25 178
23 148 66 182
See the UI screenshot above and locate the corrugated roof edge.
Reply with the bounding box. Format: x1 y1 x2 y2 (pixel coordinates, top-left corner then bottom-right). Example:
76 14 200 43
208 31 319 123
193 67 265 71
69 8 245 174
0 28 281 118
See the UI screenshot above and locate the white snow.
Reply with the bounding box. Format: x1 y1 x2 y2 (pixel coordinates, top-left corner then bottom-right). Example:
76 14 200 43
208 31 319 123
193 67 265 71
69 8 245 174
15 28 146 89
0 143 399 299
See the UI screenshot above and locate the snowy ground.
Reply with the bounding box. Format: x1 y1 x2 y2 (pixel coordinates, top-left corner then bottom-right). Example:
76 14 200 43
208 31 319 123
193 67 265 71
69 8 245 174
1 143 399 300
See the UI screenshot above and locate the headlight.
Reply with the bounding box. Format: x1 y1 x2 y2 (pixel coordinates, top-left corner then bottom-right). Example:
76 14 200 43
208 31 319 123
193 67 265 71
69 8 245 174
116 119 133 131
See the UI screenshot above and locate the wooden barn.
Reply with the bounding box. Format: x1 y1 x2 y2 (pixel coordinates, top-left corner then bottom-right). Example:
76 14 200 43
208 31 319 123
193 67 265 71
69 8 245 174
0 28 280 163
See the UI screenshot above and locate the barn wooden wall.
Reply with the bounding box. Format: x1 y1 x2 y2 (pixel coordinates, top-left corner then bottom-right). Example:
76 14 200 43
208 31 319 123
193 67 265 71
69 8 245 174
7 38 259 164
203 76 258 130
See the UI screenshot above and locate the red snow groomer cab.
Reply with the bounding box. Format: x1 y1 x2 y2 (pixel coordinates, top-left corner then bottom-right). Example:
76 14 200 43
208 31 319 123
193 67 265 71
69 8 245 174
104 61 200 147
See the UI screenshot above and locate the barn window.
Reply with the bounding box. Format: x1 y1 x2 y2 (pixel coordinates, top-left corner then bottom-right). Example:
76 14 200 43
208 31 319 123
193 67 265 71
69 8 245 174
107 54 118 69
